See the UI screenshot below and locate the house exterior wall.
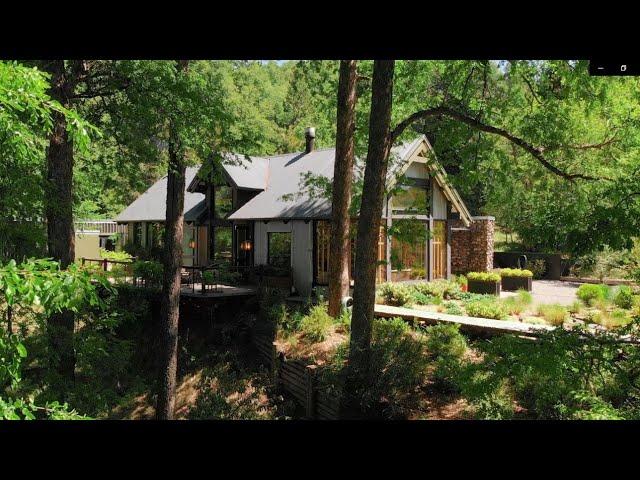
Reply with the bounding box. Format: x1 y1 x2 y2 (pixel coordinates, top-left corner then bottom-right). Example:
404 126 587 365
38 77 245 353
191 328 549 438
432 182 448 220
450 216 495 273
253 220 313 296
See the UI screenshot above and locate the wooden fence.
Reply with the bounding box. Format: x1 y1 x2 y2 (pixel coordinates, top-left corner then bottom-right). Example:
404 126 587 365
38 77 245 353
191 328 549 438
251 334 341 420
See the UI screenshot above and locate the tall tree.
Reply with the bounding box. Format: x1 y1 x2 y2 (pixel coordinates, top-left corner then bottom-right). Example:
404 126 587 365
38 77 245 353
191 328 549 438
327 60 358 318
156 60 189 420
41 60 84 386
348 60 395 380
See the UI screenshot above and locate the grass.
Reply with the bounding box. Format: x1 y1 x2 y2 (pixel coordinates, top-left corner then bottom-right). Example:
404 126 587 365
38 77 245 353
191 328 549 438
537 304 569 326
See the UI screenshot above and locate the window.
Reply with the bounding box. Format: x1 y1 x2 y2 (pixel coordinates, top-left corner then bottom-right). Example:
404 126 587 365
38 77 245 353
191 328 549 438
268 232 291 269
214 185 233 219
214 226 233 264
391 179 429 214
390 219 427 280
133 222 143 246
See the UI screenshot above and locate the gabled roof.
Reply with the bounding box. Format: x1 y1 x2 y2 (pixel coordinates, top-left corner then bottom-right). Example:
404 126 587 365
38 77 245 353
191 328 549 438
227 135 472 226
115 167 205 223
116 136 473 226
227 149 336 220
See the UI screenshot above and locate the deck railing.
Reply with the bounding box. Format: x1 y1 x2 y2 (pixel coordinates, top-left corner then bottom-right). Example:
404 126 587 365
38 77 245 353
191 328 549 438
81 257 257 294
75 220 118 235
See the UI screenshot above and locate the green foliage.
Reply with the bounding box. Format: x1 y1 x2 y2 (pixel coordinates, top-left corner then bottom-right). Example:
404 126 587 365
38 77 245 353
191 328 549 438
299 305 333 343
0 258 111 314
467 272 501 283
499 268 533 278
613 285 634 309
377 282 412 306
412 280 462 300
131 260 163 287
577 283 611 306
188 350 278 420
464 297 508 320
444 301 464 316
99 248 132 262
424 323 468 388
536 304 568 326
410 291 441 306
0 61 95 262
454 326 640 419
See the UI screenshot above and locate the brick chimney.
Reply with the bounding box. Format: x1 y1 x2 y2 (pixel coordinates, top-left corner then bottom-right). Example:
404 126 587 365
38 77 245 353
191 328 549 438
305 127 316 153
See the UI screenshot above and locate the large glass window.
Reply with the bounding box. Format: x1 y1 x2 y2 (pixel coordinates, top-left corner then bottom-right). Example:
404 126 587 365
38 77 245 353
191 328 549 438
268 232 291 269
213 226 233 264
390 219 427 280
214 185 233 219
391 179 429 214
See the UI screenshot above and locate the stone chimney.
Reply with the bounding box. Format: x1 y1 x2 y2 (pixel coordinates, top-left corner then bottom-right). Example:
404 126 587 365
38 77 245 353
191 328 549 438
305 127 316 153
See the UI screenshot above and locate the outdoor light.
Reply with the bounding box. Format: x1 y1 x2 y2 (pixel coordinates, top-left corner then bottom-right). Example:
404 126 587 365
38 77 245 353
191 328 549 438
240 240 252 251
188 238 196 249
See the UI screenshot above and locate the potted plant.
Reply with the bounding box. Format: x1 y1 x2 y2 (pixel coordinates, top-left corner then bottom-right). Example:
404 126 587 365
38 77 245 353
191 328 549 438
467 271 501 295
454 274 468 292
500 268 533 291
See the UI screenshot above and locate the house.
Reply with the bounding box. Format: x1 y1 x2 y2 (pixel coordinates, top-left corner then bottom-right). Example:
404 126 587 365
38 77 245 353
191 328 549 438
115 129 494 296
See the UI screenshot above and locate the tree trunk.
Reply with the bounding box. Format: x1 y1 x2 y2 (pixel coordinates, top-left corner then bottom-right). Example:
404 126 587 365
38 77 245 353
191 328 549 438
43 60 78 387
345 61 395 410
156 60 189 420
327 60 358 318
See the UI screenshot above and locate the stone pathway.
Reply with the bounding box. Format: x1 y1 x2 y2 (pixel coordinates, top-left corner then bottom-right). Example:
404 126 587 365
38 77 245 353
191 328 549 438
500 280 580 306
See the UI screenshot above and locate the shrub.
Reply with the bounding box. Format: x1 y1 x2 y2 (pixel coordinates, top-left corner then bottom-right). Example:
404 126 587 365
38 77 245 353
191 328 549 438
515 289 533 305
411 291 441 306
467 272 501 283
425 323 468 389
613 285 634 309
528 259 547 279
500 268 533 278
453 274 468 288
377 283 412 306
577 283 610 306
132 260 163 286
299 305 333 343
99 248 132 262
568 301 582 315
413 280 462 300
444 301 464 316
502 297 525 316
537 304 568 326
425 323 467 360
464 297 508 320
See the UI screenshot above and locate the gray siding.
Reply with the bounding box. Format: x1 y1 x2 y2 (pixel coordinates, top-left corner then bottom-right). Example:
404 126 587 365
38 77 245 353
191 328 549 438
253 220 313 296
432 182 448 219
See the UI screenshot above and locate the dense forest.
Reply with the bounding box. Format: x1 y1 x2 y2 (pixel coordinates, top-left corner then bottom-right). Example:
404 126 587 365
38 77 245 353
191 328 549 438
1 60 640 420
3 60 639 258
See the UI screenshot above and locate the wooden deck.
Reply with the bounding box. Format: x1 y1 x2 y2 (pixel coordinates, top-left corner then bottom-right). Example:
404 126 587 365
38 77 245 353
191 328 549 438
374 304 554 336
180 283 257 299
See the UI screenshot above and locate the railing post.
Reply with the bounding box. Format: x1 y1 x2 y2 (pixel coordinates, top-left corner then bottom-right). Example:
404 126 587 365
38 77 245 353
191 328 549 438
305 365 317 419
103 258 108 272
201 267 205 295
81 257 86 267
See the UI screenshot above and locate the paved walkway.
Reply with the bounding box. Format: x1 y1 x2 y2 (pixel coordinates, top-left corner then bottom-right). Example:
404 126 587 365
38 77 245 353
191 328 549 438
500 280 580 306
375 304 554 336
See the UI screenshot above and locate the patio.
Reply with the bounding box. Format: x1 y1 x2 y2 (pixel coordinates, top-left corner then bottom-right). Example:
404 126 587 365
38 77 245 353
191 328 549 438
500 279 580 306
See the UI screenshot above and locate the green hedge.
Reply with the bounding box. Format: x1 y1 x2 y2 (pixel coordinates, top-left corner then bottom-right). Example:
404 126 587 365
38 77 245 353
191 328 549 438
499 268 533 278
467 272 501 283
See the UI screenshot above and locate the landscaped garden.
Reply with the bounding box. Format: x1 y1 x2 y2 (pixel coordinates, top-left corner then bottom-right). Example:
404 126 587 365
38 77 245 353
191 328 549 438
375 272 640 331
259 277 640 420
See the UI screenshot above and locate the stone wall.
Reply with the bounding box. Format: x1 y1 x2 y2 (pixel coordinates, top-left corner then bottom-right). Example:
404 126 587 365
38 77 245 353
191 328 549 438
451 216 494 274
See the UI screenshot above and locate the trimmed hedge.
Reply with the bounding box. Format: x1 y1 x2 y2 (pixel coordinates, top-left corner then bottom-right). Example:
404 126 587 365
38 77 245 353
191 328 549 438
500 268 533 278
467 272 501 283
